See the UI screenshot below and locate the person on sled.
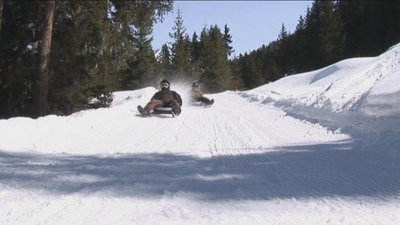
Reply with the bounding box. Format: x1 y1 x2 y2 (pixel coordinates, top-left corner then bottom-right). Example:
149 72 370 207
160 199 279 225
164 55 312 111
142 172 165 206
138 80 182 116
191 82 214 106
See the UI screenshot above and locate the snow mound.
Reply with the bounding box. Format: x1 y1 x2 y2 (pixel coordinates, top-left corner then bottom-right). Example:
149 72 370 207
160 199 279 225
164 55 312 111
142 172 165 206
111 87 156 107
240 43 400 153
244 43 400 117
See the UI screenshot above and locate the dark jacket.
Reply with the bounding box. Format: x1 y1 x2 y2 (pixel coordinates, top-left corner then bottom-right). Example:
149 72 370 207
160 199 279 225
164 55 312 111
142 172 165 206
151 88 182 107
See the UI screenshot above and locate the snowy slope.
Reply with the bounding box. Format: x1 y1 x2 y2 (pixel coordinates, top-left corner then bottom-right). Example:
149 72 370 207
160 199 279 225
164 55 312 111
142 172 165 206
0 44 400 225
245 43 400 116
241 43 400 153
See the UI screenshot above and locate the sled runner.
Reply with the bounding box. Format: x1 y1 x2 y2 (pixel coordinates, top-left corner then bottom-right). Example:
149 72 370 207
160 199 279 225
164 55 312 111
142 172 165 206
191 99 214 107
137 105 175 118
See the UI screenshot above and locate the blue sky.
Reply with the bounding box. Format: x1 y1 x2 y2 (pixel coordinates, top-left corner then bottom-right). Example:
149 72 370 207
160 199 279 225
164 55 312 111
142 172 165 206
152 1 312 57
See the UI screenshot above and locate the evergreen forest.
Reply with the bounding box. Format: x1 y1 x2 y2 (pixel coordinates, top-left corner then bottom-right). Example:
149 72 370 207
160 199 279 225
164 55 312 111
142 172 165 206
0 0 399 119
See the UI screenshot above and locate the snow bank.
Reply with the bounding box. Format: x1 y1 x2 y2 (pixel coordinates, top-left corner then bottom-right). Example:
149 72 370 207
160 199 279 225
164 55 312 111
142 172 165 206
247 43 400 116
240 43 400 153
243 43 400 119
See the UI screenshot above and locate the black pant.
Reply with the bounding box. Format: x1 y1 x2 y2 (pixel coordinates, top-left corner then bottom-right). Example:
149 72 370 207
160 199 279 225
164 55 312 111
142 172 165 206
195 96 211 104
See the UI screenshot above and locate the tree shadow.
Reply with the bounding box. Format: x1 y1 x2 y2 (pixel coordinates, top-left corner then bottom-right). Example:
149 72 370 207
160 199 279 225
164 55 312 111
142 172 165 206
1 141 400 201
278 102 400 156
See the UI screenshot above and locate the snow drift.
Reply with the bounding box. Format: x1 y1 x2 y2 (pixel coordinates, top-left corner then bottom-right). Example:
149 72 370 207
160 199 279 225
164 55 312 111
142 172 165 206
244 43 400 116
240 43 400 150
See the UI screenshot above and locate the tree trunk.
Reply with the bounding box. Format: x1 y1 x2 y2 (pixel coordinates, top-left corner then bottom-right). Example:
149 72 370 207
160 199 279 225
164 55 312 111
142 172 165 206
33 0 55 118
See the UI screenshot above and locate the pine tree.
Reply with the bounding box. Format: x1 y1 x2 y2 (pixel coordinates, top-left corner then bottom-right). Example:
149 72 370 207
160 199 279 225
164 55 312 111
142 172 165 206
157 43 172 79
306 0 345 68
277 23 290 75
0 0 173 117
238 53 265 89
278 23 288 41
131 1 158 88
229 59 245 91
112 1 171 89
223 24 234 57
189 32 202 80
199 25 233 92
290 14 309 72
169 9 192 81
337 0 400 57
190 32 201 62
0 1 41 118
48 1 118 112
296 15 306 31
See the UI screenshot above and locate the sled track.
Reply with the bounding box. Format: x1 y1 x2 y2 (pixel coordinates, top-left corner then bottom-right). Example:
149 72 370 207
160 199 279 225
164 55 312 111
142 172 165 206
176 92 400 201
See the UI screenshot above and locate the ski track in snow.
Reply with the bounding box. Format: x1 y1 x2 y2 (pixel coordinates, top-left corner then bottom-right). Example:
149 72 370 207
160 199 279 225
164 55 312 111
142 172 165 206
0 90 399 224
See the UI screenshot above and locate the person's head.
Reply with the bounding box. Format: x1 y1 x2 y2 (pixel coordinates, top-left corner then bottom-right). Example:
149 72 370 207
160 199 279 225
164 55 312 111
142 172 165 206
160 79 170 90
192 82 199 89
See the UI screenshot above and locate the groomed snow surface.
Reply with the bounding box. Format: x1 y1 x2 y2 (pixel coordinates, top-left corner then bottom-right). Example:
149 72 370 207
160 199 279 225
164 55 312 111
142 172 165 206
1 43 400 224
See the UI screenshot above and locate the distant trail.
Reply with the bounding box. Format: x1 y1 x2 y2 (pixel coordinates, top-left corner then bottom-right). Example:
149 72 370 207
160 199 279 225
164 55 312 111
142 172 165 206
120 90 351 158
173 91 349 157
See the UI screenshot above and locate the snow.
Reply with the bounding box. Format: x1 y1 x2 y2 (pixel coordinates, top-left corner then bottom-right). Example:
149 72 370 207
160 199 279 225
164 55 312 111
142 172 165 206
1 43 400 224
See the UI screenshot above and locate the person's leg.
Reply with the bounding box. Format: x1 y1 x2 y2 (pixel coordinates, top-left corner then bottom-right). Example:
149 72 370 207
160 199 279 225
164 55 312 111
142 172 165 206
168 99 182 115
144 99 163 113
198 96 211 104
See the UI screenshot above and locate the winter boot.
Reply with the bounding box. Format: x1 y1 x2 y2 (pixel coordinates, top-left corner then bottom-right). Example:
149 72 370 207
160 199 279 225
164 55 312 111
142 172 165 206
171 104 181 116
205 99 214 106
137 105 150 116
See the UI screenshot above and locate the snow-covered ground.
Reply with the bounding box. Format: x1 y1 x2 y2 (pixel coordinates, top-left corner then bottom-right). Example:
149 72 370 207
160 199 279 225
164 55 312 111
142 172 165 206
0 44 399 224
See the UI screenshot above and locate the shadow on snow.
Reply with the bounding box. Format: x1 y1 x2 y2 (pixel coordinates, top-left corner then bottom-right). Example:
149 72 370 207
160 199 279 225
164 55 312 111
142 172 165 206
1 141 399 201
